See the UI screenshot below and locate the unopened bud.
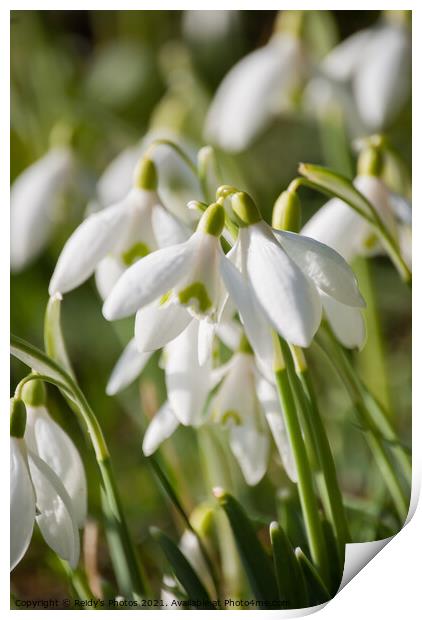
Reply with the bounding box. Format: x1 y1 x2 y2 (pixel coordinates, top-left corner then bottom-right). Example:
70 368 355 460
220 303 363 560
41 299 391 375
272 189 302 232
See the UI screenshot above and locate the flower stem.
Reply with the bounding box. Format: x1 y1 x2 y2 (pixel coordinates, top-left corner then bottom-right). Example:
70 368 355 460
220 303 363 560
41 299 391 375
274 337 329 586
316 329 409 524
289 347 350 560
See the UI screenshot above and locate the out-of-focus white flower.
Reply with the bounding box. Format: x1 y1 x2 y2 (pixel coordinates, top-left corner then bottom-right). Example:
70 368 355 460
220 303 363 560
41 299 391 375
10 396 86 571
205 27 307 152
306 17 411 132
49 158 188 298
221 192 365 351
11 147 73 272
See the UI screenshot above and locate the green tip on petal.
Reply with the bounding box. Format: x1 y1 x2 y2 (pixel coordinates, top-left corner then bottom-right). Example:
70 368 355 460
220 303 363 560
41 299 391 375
231 192 262 226
121 242 150 266
197 202 225 237
272 189 302 232
178 281 212 313
21 378 47 407
357 147 383 178
10 398 27 438
133 157 158 191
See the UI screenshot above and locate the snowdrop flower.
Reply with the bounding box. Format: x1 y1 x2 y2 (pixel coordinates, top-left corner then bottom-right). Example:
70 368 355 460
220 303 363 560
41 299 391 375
11 146 73 272
49 157 188 298
103 202 229 334
209 342 296 486
10 384 86 571
205 12 308 152
221 191 365 351
307 13 411 132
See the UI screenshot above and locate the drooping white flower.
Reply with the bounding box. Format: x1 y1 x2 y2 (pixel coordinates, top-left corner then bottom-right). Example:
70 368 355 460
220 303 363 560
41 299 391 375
102 202 228 329
221 192 365 350
49 158 188 298
306 17 411 132
205 26 307 152
10 393 87 571
210 349 296 486
11 147 73 272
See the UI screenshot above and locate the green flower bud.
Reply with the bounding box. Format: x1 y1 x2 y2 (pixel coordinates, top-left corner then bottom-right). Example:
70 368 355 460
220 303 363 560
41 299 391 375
133 158 158 191
197 202 225 237
272 189 302 232
274 10 305 38
216 185 238 200
357 147 383 178
190 504 214 538
21 378 47 407
231 192 262 227
10 398 27 438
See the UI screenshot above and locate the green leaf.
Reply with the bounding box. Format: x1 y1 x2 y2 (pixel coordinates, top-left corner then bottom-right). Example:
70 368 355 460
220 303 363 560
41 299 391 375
214 489 278 604
298 163 374 221
44 295 75 378
321 519 342 595
270 522 308 609
295 548 330 606
150 528 214 609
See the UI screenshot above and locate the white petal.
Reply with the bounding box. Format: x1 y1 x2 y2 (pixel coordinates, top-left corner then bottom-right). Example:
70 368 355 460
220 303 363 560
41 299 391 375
212 353 257 424
198 320 216 366
273 230 365 307
135 302 192 352
321 292 366 350
103 236 199 320
49 200 130 295
215 320 242 351
205 34 302 151
321 28 372 81
354 25 410 130
152 204 191 248
106 339 152 395
256 378 297 482
25 407 87 527
246 223 322 347
11 147 72 272
301 198 368 262
28 451 80 568
219 249 274 373
10 439 35 570
354 175 397 241
142 402 179 456
229 426 269 486
97 144 142 207
165 321 212 426
95 255 125 301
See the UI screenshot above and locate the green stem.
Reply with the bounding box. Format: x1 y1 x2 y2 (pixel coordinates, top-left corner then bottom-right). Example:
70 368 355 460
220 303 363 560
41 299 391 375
146 138 197 177
315 331 409 524
274 338 329 586
295 361 350 559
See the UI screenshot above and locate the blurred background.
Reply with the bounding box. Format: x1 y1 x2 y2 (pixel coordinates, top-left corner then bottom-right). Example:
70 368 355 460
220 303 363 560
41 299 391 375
11 10 411 603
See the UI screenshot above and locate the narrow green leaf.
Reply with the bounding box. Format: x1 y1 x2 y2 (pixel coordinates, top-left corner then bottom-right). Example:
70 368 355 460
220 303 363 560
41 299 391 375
270 522 308 609
11 333 72 388
151 528 214 609
214 488 278 604
295 548 330 606
321 519 342 595
277 487 309 552
44 295 75 378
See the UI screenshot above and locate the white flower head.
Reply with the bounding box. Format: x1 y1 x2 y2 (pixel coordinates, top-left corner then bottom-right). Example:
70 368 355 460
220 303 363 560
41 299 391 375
49 157 188 298
11 147 73 272
205 21 307 152
221 192 365 351
10 394 86 571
